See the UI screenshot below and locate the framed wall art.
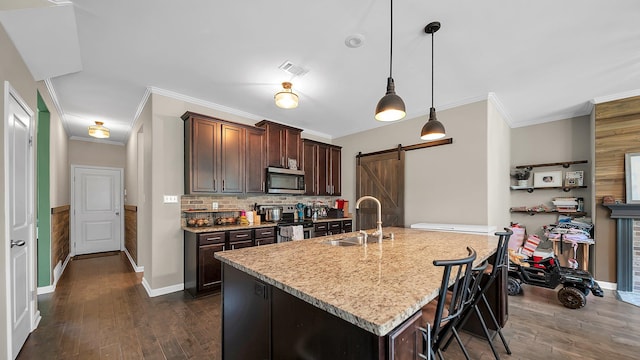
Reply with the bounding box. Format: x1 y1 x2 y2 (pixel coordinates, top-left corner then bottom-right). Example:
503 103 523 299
564 171 584 187
533 171 563 188
625 152 640 203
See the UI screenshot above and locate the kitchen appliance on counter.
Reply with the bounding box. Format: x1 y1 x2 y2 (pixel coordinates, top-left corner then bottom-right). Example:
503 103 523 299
276 205 314 242
256 205 283 222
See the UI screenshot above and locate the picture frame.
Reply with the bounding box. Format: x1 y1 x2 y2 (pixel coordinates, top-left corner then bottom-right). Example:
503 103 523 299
533 171 563 188
625 152 640 203
564 170 584 187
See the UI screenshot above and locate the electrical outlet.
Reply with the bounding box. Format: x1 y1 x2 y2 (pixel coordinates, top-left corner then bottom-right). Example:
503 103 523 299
212 202 218 209
163 195 178 203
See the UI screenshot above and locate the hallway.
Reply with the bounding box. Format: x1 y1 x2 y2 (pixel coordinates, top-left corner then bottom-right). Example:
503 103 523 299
18 253 221 359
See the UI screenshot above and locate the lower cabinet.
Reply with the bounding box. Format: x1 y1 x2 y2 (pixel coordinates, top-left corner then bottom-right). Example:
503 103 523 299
185 231 226 297
343 220 353 233
185 226 278 297
255 226 276 246
314 222 328 237
313 219 353 238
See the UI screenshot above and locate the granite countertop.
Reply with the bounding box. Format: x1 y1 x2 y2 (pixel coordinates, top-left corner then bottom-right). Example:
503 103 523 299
215 226 498 336
182 222 278 233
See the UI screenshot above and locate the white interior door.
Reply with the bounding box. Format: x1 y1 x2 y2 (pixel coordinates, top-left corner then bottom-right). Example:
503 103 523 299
73 167 122 255
7 85 34 359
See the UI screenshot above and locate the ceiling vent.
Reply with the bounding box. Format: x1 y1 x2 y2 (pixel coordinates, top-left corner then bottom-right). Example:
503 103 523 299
278 61 309 77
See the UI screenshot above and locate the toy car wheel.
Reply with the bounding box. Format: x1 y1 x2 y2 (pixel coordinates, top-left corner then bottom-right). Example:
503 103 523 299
507 276 522 296
558 286 587 309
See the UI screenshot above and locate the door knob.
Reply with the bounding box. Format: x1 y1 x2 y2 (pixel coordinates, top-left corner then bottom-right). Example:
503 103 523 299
11 240 26 248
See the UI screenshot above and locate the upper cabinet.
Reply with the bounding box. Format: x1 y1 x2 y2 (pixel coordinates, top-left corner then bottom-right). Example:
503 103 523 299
183 112 265 194
255 120 303 168
245 127 266 193
302 139 341 196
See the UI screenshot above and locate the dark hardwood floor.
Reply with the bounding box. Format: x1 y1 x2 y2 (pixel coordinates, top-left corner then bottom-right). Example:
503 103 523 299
17 252 640 359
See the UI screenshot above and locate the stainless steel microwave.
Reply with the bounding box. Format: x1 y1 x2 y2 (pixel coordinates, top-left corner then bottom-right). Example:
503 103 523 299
266 167 305 194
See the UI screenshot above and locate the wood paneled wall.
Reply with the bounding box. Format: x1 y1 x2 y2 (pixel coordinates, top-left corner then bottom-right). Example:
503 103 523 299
595 96 640 201
51 205 70 271
595 95 640 282
125 205 137 263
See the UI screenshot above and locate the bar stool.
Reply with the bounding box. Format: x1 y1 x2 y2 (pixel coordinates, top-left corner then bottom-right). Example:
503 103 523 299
451 229 513 360
418 247 477 360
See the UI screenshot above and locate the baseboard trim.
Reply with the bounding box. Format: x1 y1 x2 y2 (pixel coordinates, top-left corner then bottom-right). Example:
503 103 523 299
124 248 144 273
31 310 41 331
37 254 71 295
141 277 184 298
597 280 617 290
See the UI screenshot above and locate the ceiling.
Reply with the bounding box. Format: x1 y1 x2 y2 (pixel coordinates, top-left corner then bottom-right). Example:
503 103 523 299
2 0 639 145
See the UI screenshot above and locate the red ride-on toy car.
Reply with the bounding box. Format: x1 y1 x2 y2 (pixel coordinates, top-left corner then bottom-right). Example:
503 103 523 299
507 255 603 309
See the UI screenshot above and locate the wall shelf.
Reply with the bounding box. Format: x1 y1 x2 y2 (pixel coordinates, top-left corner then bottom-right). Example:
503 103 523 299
510 210 587 217
510 185 587 193
515 160 588 170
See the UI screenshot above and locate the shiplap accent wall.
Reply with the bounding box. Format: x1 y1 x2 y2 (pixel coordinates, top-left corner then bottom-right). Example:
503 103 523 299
594 95 640 282
51 205 70 273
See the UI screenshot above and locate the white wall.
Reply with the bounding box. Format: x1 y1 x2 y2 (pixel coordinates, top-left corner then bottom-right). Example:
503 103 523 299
487 98 512 230
68 139 126 169
334 100 494 227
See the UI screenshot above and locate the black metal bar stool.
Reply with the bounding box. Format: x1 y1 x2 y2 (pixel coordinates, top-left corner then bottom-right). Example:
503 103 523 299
418 247 477 360
450 229 513 360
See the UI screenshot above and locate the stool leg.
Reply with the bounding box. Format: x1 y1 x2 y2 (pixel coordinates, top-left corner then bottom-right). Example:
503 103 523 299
474 304 501 360
481 294 512 355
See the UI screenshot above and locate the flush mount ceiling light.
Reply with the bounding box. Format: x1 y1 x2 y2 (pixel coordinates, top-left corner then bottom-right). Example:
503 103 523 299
274 82 299 109
420 21 446 141
88 121 110 139
375 0 405 122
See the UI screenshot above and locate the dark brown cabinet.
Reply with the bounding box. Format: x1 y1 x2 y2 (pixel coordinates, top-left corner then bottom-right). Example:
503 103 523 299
220 124 245 193
328 221 342 235
185 231 226 297
314 222 328 237
245 127 266 193
302 139 341 196
342 220 352 233
255 120 302 168
255 226 276 246
184 116 219 193
228 229 253 250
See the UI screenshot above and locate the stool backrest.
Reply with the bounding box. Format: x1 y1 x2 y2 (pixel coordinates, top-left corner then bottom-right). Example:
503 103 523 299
431 247 477 344
489 228 513 280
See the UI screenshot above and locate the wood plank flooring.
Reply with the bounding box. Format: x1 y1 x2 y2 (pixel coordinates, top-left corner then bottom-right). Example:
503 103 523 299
17 252 640 359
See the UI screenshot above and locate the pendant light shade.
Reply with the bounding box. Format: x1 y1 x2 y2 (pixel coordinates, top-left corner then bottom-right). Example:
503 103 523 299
375 77 406 121
420 21 446 141
375 0 405 122
274 81 299 109
88 121 110 139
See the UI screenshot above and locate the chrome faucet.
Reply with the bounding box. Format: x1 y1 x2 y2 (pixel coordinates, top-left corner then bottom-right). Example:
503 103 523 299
355 196 383 238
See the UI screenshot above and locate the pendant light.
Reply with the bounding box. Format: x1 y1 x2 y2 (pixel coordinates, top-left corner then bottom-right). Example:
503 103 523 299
274 81 299 109
375 0 405 122
420 21 446 140
88 121 110 139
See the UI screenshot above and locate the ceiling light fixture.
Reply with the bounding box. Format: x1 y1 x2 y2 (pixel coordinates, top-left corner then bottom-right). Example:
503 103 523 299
375 0 405 122
274 82 299 109
420 21 446 141
88 121 110 139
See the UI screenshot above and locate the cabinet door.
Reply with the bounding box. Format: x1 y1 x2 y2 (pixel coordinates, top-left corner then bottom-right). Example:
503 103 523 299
317 144 330 195
246 128 265 193
342 220 352 233
328 221 342 235
302 141 317 195
285 128 301 166
188 117 219 193
265 124 285 167
229 239 253 250
199 243 225 292
388 311 423 360
330 146 341 195
220 124 245 193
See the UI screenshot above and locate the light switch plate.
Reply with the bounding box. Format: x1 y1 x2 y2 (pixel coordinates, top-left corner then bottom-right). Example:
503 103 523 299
163 195 178 203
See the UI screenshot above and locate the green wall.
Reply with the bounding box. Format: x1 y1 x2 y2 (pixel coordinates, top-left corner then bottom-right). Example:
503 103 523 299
36 91 51 287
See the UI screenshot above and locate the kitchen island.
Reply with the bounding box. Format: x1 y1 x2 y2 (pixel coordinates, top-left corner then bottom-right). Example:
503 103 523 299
215 226 500 359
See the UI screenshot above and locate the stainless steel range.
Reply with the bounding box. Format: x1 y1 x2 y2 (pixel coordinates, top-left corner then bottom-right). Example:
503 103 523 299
276 205 314 242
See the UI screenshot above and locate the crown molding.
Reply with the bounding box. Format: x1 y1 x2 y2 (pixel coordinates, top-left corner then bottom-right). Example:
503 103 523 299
508 102 593 128
487 92 514 128
44 78 71 135
126 87 151 139
69 135 125 146
591 89 640 105
148 86 263 121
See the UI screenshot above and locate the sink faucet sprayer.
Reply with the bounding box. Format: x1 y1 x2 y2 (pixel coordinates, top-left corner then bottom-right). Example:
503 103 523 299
355 196 383 239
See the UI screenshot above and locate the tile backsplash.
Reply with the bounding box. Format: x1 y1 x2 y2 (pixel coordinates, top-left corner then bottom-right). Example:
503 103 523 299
181 194 342 212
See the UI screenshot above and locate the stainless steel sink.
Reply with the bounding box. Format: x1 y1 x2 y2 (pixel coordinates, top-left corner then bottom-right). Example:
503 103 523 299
323 236 364 246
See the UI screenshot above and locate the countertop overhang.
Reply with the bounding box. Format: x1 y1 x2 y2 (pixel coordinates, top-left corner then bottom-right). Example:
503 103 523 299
215 227 498 336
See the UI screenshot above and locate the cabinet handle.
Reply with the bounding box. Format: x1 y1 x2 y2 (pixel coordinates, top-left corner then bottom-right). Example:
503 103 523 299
236 234 249 238
222 180 225 191
261 182 264 191
213 179 216 192
222 245 226 251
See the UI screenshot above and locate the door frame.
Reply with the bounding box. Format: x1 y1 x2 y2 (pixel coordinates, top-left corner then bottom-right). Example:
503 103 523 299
70 165 124 256
3 81 39 359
